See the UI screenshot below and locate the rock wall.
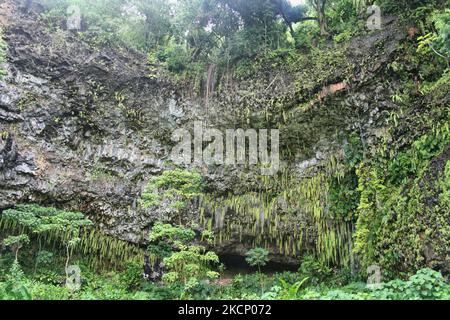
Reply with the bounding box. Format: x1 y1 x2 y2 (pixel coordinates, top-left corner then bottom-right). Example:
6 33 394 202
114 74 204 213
2 0 442 266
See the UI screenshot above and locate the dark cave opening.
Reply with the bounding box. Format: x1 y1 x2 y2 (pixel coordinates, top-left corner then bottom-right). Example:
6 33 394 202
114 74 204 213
219 254 299 277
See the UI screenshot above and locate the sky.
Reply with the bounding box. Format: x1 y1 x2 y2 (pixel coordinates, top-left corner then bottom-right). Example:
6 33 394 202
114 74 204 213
289 0 307 6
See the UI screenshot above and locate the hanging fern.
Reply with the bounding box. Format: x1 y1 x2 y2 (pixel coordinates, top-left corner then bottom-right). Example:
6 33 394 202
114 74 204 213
0 205 144 270
198 152 355 267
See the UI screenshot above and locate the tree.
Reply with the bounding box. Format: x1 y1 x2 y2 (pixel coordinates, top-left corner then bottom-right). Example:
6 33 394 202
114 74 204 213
3 235 30 262
245 248 269 294
148 222 221 297
216 0 291 58
351 0 370 13
53 211 92 279
1 205 92 279
1 233 31 300
277 277 310 300
38 0 320 72
309 0 329 36
270 0 317 36
129 0 173 50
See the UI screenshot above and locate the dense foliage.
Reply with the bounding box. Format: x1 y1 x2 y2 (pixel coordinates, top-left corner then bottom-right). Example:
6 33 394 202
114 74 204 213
36 0 382 79
1 249 449 300
140 169 203 211
0 0 448 301
2 204 447 300
148 222 220 294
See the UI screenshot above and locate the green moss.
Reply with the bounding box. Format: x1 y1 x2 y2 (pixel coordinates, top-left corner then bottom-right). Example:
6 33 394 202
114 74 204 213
354 125 450 276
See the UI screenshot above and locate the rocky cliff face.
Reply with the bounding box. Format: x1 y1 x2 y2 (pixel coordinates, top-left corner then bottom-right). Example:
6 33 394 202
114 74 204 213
1 1 446 267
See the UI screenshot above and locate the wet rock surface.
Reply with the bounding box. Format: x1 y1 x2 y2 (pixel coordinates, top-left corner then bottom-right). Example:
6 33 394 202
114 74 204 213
0 1 418 262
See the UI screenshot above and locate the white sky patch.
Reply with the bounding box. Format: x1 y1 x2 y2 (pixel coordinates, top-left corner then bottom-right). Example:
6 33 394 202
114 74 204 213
122 3 146 21
289 0 307 6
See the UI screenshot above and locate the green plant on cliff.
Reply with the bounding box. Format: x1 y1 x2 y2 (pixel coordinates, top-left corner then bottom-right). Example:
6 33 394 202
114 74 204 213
417 9 450 65
354 125 450 276
140 169 203 212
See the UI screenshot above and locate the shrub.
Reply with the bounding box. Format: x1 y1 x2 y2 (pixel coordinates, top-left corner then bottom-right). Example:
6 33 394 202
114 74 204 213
3 262 31 300
373 268 449 300
299 254 333 285
27 281 71 300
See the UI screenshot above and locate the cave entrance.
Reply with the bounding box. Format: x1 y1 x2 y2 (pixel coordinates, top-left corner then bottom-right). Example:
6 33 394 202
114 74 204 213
219 254 299 278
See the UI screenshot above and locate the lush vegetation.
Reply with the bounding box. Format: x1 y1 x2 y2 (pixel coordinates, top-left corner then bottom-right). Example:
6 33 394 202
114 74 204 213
1 216 449 300
0 0 449 301
148 222 221 294
140 169 203 211
0 204 448 300
36 0 390 81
